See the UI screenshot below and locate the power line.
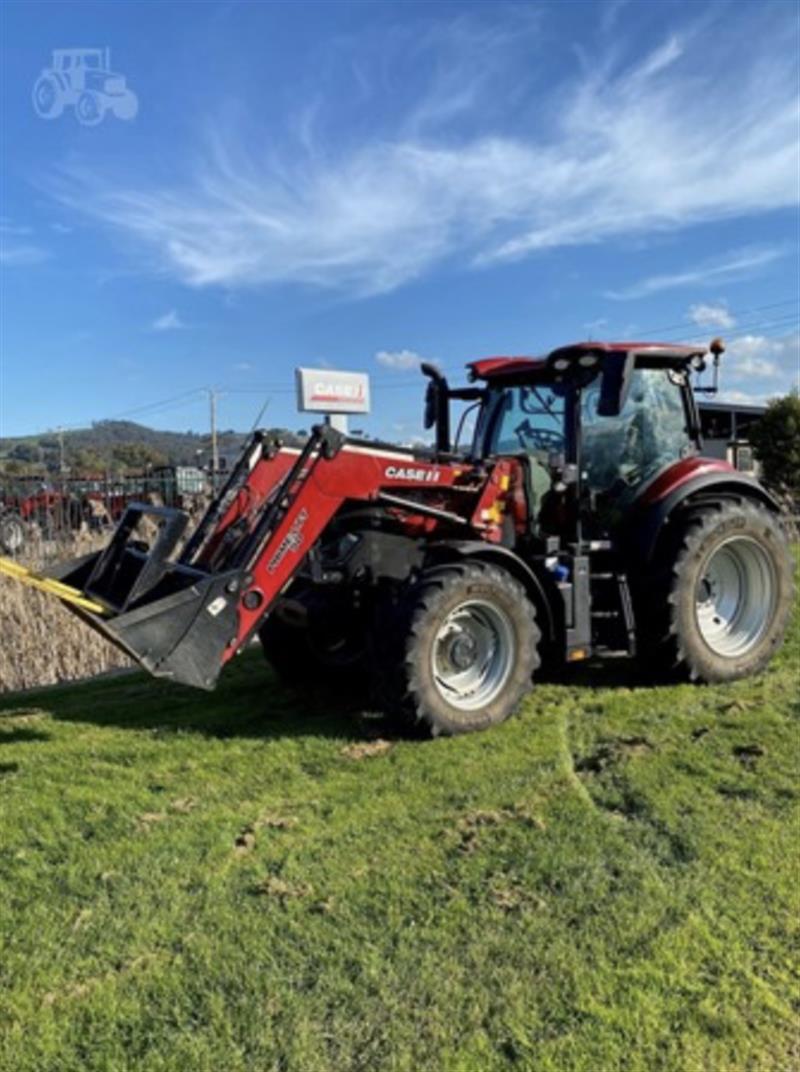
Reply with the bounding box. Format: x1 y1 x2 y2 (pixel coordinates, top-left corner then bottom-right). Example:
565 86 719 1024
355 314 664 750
54 387 209 431
609 298 799 341
19 295 798 438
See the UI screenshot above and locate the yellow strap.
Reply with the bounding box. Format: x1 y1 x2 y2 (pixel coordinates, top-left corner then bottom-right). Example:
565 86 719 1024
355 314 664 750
0 556 109 615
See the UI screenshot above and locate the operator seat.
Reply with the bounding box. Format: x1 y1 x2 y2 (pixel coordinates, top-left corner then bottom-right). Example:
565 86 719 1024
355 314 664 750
515 452 552 535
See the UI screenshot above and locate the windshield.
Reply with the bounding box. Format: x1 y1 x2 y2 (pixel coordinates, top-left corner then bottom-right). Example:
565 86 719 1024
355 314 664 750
580 368 691 494
487 385 566 459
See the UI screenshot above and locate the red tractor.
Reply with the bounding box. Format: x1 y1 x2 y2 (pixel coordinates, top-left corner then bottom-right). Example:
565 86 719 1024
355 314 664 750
24 340 793 735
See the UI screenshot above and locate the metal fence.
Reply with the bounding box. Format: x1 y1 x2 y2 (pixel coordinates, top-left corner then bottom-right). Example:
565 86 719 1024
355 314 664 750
0 469 216 565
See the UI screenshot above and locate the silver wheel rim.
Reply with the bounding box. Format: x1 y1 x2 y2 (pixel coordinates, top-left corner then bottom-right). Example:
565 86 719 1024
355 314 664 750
695 536 776 658
431 599 515 711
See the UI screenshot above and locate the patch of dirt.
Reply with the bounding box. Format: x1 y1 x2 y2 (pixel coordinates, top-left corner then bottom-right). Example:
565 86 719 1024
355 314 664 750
234 828 256 855
455 805 546 854
234 813 299 856
71 908 92 933
169 797 197 814
719 699 756 715
488 881 547 914
41 951 162 1007
341 739 393 760
136 811 167 829
575 736 654 774
732 743 766 769
489 885 523 911
258 813 298 830
254 876 314 901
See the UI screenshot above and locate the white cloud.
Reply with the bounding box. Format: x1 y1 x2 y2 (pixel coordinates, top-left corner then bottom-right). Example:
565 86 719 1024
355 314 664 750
0 243 50 266
601 0 633 34
723 332 799 385
47 8 800 296
152 310 184 331
0 219 49 266
688 302 736 330
717 388 772 407
606 247 783 300
375 349 426 371
0 220 32 236
233 361 254 371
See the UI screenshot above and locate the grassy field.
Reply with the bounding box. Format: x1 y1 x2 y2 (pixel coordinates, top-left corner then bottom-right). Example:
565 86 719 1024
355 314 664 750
0 599 798 1071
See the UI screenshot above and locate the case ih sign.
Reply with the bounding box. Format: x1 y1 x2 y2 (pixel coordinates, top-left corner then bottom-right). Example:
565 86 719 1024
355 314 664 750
295 368 371 414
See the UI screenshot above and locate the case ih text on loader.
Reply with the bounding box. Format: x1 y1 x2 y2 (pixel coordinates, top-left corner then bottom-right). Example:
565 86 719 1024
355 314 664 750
2 339 792 737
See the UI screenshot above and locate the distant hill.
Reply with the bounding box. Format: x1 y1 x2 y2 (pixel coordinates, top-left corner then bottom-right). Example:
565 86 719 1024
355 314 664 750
0 420 307 475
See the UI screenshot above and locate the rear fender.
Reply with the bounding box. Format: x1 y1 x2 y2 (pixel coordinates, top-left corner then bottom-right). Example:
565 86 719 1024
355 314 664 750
628 472 781 567
426 540 558 644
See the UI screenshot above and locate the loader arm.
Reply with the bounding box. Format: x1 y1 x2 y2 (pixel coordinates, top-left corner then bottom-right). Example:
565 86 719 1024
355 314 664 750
33 425 508 690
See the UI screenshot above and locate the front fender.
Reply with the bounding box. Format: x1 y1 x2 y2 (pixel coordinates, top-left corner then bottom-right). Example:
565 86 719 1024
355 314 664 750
426 540 558 643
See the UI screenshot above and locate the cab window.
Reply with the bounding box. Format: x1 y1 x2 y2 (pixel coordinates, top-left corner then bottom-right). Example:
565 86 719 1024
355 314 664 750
580 368 690 494
488 386 566 458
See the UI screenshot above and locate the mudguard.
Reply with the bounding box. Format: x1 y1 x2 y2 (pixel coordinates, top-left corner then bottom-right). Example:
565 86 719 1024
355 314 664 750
426 539 558 643
627 463 781 566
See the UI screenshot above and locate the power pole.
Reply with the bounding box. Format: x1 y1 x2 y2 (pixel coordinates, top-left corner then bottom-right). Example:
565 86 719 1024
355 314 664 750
208 389 219 477
57 427 65 476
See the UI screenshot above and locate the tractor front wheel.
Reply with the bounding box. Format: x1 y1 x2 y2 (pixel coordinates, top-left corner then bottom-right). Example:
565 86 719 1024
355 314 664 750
375 562 540 736
75 91 104 126
640 501 793 683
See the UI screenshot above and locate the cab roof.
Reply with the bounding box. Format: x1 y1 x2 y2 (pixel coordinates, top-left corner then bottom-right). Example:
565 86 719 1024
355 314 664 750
468 341 706 382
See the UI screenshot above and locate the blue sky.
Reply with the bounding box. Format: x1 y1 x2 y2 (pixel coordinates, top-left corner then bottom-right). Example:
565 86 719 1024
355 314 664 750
1 0 798 441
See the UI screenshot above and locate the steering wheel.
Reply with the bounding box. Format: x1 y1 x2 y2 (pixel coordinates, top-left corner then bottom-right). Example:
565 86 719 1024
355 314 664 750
514 420 565 453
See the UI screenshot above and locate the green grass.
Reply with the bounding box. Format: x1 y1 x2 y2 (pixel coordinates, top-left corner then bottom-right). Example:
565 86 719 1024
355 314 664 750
1 604 798 1071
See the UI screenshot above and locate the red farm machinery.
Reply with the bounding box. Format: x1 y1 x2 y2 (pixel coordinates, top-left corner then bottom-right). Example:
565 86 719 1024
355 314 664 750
2 340 793 735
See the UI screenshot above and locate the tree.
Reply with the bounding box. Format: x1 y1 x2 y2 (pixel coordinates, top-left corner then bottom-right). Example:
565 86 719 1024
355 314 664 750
110 443 168 472
70 448 108 475
748 391 800 499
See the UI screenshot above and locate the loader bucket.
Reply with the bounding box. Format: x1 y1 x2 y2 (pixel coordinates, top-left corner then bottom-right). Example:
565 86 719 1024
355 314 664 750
48 503 247 689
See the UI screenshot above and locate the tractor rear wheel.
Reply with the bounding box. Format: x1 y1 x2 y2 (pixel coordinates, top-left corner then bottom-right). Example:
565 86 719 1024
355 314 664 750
375 562 540 736
32 75 64 119
640 500 793 683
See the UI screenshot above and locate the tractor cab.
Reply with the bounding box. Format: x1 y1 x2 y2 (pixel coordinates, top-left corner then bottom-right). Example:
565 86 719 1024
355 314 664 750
447 342 713 541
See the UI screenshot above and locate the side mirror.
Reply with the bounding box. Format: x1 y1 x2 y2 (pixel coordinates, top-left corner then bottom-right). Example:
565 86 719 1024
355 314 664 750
423 380 438 430
421 362 451 453
597 352 635 417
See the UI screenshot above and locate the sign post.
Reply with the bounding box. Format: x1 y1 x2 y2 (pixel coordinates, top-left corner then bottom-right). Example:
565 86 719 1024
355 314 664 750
295 368 371 433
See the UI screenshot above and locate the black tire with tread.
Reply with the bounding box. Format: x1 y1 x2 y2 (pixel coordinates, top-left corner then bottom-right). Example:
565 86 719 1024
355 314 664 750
638 500 793 683
373 561 541 737
258 599 367 694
